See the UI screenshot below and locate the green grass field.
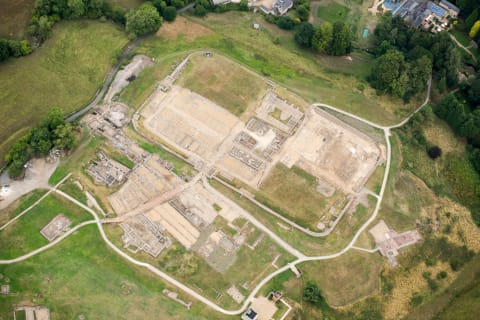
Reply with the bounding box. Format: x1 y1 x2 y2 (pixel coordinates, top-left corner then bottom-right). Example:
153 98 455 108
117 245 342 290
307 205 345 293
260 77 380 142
0 20 128 165
0 189 48 226
0 225 234 319
0 0 35 38
0 193 91 259
316 1 350 22
258 164 346 230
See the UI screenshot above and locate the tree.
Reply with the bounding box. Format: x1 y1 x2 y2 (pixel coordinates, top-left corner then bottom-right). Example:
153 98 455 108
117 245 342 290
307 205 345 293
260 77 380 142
427 146 442 159
312 22 333 53
407 55 432 96
0 39 9 62
171 0 185 9
328 21 352 56
465 8 479 29
67 0 85 19
276 16 295 30
468 77 480 105
303 282 322 303
370 49 409 97
469 20 480 38
445 46 461 87
152 0 167 13
294 22 314 48
53 123 76 150
194 4 207 16
438 75 447 93
29 126 52 156
297 4 310 21
239 0 249 11
163 6 177 22
125 3 162 37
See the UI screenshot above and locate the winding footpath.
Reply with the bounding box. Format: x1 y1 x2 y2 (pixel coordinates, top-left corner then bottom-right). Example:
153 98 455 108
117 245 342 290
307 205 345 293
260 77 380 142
0 60 432 315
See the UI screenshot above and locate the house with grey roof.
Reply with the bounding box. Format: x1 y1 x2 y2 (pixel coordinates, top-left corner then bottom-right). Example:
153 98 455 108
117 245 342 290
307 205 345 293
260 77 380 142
439 0 460 17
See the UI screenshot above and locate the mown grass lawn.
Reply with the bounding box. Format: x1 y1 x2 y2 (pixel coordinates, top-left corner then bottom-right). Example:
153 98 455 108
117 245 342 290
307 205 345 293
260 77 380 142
0 193 91 259
0 20 128 165
316 1 350 23
0 225 232 319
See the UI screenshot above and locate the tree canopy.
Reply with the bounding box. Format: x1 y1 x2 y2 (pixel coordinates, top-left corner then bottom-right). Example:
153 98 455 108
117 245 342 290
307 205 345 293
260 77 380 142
125 2 163 37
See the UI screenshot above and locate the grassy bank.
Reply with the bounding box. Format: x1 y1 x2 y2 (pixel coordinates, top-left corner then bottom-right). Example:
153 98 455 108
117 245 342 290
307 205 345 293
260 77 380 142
0 20 128 165
0 193 91 259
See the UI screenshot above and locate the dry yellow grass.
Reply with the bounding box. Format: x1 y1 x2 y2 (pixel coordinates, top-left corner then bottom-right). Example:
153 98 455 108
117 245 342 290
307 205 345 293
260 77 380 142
300 251 384 306
177 53 269 119
384 261 456 320
156 16 214 42
423 119 465 154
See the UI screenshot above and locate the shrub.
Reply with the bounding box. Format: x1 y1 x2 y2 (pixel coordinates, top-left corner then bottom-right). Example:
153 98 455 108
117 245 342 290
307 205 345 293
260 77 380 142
436 271 448 279
163 6 177 22
427 146 442 159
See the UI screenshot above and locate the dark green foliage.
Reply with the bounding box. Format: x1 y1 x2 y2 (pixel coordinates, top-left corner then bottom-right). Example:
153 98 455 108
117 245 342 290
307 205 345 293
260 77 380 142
380 271 394 295
125 3 162 37
302 282 329 310
0 39 32 62
370 49 409 97
428 278 439 291
294 22 314 48
0 39 10 62
28 0 117 43
194 4 207 16
427 146 442 159
372 12 460 95
435 94 480 146
239 0 249 11
436 271 448 279
465 8 478 29
296 4 310 22
328 21 353 56
410 293 424 307
163 6 177 22
422 271 432 279
276 16 296 30
467 78 480 105
5 108 78 178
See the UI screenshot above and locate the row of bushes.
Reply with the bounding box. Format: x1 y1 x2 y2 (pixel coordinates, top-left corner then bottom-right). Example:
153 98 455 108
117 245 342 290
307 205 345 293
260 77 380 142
0 39 32 62
5 109 78 178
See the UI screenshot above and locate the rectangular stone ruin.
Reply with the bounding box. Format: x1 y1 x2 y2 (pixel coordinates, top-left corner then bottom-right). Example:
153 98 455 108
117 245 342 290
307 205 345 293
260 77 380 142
40 214 72 242
120 214 172 258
